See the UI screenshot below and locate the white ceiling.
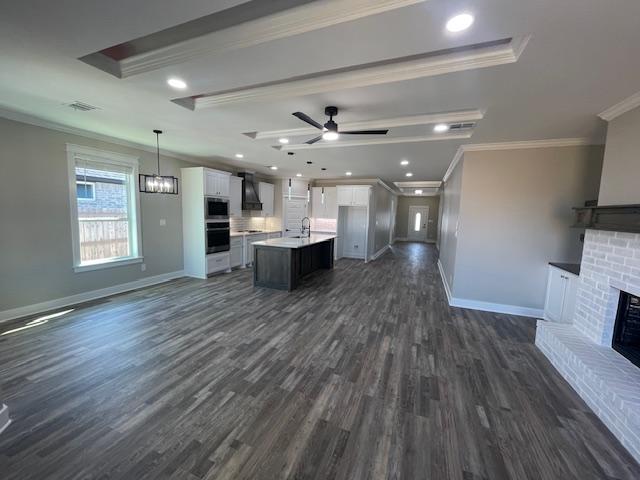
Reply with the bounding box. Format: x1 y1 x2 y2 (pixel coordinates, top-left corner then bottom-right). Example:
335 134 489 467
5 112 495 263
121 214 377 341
1 0 639 183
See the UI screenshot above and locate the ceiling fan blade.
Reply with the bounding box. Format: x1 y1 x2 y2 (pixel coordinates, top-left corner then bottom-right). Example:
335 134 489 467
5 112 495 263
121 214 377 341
292 112 323 130
305 135 323 145
341 129 389 135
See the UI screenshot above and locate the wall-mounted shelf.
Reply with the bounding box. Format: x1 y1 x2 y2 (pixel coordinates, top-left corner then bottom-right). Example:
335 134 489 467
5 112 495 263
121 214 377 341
572 204 640 233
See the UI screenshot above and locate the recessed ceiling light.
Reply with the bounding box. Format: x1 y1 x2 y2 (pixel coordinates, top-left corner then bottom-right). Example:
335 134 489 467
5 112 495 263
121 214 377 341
235 153 244 158
345 171 352 176
296 173 302 177
167 78 187 89
434 123 450 133
279 138 289 144
400 159 409 166
270 166 278 170
446 13 474 33
415 189 423 194
406 172 413 177
321 168 327 171
322 131 340 141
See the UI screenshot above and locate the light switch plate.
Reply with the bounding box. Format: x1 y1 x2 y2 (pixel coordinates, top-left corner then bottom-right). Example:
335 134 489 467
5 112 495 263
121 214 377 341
159 219 167 226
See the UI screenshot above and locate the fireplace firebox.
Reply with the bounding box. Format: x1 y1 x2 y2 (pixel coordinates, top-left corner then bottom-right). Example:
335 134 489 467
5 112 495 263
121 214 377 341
612 291 640 368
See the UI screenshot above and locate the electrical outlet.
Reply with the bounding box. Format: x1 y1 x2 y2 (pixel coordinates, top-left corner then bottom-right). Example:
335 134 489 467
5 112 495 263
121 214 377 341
141 263 146 272
159 218 166 226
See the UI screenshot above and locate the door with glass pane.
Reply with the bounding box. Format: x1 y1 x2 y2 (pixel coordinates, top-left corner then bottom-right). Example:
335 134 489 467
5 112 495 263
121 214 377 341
407 206 429 242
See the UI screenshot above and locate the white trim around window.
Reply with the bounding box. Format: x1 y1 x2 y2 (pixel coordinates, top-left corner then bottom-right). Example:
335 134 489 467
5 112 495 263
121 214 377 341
66 144 143 273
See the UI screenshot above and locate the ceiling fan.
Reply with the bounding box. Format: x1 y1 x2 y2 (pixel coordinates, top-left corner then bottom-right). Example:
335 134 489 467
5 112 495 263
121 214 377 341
292 106 389 144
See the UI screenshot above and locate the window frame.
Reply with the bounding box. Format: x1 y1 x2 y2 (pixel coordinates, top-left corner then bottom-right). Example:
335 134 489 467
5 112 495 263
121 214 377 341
75 180 96 201
66 144 143 272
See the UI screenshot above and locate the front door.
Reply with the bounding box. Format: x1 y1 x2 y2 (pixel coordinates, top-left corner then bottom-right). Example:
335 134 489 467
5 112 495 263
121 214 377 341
284 198 308 237
407 206 429 242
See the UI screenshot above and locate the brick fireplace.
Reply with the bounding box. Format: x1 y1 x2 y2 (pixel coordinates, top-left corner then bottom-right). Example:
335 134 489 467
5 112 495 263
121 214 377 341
536 229 640 463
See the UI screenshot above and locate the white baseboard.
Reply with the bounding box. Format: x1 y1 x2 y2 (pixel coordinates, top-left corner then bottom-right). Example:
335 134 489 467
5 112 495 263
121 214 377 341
436 259 542 318
0 270 184 323
437 259 453 304
0 404 10 435
370 245 390 261
394 237 435 244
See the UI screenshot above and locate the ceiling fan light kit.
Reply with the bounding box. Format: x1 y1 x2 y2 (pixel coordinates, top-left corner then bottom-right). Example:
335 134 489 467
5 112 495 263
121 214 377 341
292 106 389 145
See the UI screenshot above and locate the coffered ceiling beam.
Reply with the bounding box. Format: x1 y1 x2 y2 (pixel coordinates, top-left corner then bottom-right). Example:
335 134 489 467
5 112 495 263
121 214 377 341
177 36 529 109
104 0 429 78
275 131 473 150
245 110 484 140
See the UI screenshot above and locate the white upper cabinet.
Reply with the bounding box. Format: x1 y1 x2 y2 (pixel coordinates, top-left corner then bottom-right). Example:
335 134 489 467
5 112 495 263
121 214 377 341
337 185 370 206
259 181 275 217
312 187 338 219
229 176 242 216
204 170 230 197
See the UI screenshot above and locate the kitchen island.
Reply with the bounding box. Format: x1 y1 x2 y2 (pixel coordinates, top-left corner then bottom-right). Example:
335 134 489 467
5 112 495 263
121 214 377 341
252 234 336 291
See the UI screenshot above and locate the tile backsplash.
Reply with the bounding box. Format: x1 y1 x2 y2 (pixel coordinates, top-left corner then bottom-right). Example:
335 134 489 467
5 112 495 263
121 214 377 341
230 213 281 232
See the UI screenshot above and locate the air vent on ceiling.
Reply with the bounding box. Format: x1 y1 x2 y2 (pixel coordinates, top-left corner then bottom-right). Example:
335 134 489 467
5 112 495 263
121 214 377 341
449 122 475 130
66 101 99 112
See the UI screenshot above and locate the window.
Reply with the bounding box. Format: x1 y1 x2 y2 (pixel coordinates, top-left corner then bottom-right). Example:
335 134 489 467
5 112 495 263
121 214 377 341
67 144 142 272
414 212 421 232
76 181 95 201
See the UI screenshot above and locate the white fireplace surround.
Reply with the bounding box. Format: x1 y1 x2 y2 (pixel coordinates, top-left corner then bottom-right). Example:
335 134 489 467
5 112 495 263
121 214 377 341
536 229 640 463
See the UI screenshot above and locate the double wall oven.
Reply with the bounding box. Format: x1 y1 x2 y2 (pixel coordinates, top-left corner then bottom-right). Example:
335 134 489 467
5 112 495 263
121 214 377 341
205 196 230 254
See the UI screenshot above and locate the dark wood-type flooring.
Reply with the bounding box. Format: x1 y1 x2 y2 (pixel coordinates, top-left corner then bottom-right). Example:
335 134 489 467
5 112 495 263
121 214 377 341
1 243 639 479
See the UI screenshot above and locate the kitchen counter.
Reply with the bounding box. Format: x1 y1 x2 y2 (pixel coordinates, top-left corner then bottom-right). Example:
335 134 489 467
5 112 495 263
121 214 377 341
230 230 281 237
549 262 581 276
252 234 336 249
253 235 335 291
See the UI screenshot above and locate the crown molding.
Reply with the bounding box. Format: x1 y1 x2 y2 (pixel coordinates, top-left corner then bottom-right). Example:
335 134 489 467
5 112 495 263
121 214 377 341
442 137 596 183
598 91 640 121
0 107 199 162
276 131 473 150
394 181 442 188
111 0 428 78
179 36 530 109
246 110 484 140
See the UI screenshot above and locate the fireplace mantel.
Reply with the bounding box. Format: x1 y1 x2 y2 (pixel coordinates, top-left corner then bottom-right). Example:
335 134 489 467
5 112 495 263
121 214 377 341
573 204 640 233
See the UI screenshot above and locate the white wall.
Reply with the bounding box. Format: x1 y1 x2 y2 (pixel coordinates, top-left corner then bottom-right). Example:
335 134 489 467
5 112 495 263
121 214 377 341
598 105 640 205
439 145 603 311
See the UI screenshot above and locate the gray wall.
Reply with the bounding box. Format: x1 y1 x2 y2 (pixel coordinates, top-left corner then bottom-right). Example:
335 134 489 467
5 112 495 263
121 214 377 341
0 118 218 311
449 146 603 309
395 195 440 241
438 161 464 289
598 105 640 205
372 184 394 254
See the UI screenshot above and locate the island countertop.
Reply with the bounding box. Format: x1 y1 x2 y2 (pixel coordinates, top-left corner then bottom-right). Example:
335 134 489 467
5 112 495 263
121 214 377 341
251 234 336 249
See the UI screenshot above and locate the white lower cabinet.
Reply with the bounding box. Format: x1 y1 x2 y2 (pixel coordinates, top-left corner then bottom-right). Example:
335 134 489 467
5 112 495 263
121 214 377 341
544 265 579 323
230 237 244 268
207 252 230 275
245 233 268 265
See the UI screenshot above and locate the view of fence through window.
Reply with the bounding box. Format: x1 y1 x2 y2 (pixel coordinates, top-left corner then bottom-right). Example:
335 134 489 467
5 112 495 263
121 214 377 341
75 167 130 262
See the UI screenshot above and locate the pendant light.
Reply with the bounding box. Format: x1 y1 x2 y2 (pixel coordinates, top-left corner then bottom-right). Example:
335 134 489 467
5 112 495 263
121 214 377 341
139 130 179 194
288 178 292 200
307 183 310 202
321 187 325 205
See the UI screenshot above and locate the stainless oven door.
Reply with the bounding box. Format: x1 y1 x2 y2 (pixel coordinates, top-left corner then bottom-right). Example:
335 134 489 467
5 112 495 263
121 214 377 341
205 197 229 220
206 221 230 253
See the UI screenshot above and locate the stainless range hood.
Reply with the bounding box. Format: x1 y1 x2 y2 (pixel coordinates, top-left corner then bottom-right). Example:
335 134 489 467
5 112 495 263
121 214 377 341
238 172 262 211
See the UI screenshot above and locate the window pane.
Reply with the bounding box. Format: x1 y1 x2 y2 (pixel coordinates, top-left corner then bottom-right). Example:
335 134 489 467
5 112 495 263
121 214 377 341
76 182 95 200
75 166 131 263
414 213 421 232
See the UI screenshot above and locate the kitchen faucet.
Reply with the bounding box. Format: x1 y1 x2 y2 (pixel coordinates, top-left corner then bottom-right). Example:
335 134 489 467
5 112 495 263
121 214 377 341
301 217 311 238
